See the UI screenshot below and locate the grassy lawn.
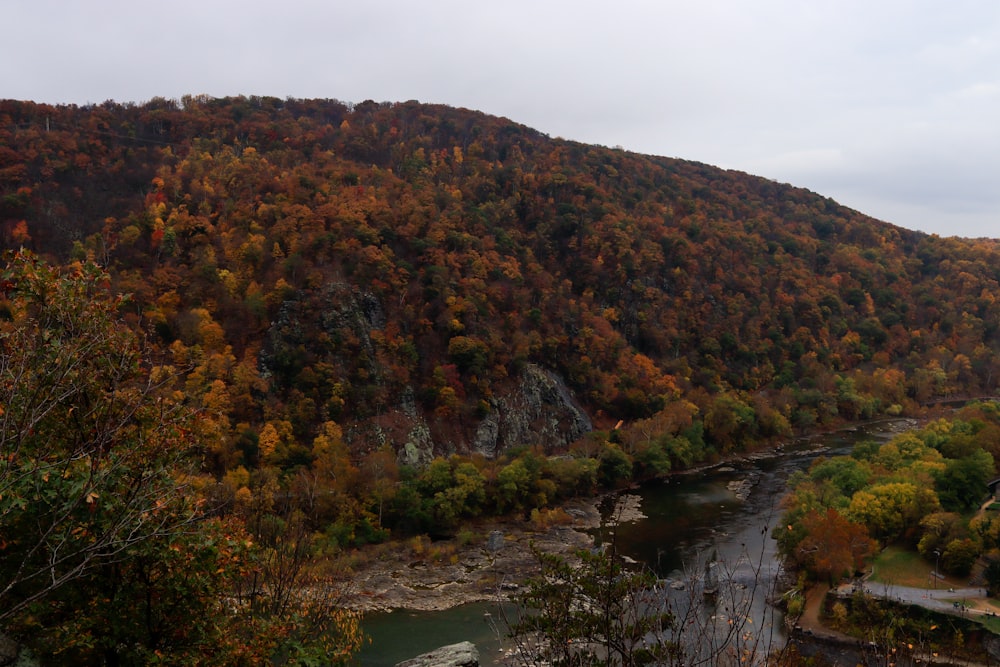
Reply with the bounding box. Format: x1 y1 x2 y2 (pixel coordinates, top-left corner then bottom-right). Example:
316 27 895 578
869 545 967 589
980 614 1000 634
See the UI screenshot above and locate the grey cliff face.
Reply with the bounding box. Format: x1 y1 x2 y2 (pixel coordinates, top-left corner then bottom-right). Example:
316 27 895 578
471 363 592 458
263 285 593 463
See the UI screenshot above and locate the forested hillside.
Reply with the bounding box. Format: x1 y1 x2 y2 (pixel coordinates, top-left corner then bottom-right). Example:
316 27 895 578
3 96 999 465
4 95 1000 662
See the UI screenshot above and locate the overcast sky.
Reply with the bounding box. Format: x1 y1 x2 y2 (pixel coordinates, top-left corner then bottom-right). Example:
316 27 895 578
4 1 1000 239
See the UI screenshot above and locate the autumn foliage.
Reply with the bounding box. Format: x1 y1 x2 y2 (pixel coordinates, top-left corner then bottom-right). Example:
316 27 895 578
778 405 1000 582
4 95 1000 656
3 96 1000 468
795 508 877 583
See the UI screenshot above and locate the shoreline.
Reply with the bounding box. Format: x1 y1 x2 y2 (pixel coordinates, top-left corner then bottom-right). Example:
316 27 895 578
341 497 604 613
341 416 921 614
343 489 655 614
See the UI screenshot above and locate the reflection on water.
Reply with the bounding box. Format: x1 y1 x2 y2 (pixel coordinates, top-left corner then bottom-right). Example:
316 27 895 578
357 420 914 666
601 419 914 660
357 602 510 667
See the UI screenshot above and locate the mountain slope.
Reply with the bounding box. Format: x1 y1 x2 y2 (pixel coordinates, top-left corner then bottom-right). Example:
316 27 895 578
2 96 1000 468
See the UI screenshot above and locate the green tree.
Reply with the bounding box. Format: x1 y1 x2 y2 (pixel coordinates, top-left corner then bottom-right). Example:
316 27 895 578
941 538 979 576
703 394 756 453
598 444 633 488
633 440 672 479
430 460 486 530
495 457 535 513
0 253 195 626
846 482 939 542
809 456 871 497
413 456 488 533
447 335 490 375
545 455 599 498
36 516 239 664
916 512 964 560
934 450 993 512
984 558 1000 597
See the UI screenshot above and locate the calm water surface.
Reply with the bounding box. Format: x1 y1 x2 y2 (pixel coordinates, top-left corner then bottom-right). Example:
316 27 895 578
356 419 915 666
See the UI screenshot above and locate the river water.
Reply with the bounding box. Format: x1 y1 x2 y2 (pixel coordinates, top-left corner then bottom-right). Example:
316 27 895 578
356 419 915 666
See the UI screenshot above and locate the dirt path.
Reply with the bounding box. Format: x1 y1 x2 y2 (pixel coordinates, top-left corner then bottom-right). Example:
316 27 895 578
794 583 858 644
799 583 827 630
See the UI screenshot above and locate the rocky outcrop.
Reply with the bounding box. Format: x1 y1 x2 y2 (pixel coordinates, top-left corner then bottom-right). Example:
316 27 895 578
396 641 479 667
347 363 592 464
263 282 593 462
393 388 436 467
472 363 592 458
260 281 386 388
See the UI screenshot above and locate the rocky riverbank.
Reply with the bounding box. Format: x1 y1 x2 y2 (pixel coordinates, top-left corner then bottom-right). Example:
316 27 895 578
340 487 695 613
340 459 801 613
341 498 612 613
342 418 922 614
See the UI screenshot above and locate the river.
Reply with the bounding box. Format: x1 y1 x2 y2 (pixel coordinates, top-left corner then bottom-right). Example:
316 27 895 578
356 419 916 666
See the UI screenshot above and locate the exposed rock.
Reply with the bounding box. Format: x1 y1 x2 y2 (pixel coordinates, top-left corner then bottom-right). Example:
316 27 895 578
261 282 384 384
399 420 435 467
606 493 646 525
263 283 592 461
727 472 761 501
350 363 592 464
472 363 592 457
396 641 478 667
344 499 600 612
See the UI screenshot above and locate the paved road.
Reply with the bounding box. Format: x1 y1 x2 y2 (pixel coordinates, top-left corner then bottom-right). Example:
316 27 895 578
839 581 991 616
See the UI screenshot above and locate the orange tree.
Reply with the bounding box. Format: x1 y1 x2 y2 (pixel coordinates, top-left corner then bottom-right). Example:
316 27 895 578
794 508 877 584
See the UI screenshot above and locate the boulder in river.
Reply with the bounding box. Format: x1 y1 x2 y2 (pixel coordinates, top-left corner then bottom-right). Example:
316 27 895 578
396 641 479 667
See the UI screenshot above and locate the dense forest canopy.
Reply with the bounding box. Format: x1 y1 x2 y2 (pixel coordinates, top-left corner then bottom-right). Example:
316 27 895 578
4 94 1000 663
3 94 1000 465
